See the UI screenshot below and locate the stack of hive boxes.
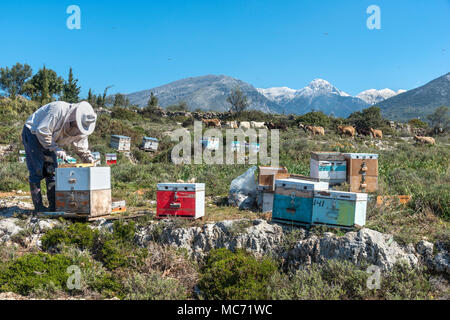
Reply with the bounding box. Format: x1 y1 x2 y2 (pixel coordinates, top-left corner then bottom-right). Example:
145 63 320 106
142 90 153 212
263 152 378 228
257 166 290 213
55 166 112 219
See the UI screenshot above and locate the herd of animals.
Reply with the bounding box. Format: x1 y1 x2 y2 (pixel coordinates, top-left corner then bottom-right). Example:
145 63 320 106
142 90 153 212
200 118 437 145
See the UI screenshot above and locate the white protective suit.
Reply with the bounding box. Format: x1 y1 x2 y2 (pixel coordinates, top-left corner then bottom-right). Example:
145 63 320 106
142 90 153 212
25 101 93 161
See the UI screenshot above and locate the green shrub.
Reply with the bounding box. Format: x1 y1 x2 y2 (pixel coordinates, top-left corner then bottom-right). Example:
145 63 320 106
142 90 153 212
268 260 434 300
99 239 128 270
41 223 98 251
112 220 136 243
0 253 72 296
268 268 344 300
380 263 432 300
408 118 428 128
296 111 331 128
198 248 277 300
123 272 188 300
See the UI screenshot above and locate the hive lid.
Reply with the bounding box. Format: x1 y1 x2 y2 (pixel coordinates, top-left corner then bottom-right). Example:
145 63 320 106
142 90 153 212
275 178 329 191
311 152 345 161
314 190 368 201
111 135 131 139
157 183 205 191
343 153 378 160
143 137 159 141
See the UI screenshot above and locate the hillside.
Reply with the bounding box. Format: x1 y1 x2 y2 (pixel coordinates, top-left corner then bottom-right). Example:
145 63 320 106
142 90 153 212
125 75 279 113
377 73 450 121
125 75 370 117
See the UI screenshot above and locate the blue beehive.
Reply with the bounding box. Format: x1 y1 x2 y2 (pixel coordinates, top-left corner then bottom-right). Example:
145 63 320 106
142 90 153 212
310 152 347 186
272 179 329 226
312 190 368 228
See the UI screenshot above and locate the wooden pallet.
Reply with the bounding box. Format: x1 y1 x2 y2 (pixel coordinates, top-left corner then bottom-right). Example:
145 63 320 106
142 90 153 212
36 211 147 222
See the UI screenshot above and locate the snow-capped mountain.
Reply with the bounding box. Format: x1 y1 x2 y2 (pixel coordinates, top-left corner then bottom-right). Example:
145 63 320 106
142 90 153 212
257 79 351 103
296 79 351 99
356 88 406 105
256 87 297 103
256 79 366 117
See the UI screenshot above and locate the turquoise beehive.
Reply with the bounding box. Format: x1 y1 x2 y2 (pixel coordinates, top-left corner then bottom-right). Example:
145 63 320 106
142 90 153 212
272 179 329 226
312 190 368 228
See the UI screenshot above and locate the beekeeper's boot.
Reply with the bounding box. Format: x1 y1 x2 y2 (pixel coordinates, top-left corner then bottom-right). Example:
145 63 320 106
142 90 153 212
29 182 48 213
45 178 56 212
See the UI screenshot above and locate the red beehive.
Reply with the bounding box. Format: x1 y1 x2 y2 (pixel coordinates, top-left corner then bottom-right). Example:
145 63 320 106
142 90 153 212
156 183 205 219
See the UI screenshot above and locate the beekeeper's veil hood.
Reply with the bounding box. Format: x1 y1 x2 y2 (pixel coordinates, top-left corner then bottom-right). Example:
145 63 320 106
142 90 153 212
66 101 97 136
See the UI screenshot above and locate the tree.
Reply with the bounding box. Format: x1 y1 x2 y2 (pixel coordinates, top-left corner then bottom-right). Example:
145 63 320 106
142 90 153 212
408 118 428 129
227 86 249 114
87 88 94 104
0 63 33 98
296 111 331 128
25 66 64 102
114 93 126 107
147 92 158 109
347 106 385 129
141 92 160 116
427 106 449 130
62 68 80 103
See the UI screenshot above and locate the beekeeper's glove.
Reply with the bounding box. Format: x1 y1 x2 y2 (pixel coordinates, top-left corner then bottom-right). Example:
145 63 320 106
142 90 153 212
56 150 68 162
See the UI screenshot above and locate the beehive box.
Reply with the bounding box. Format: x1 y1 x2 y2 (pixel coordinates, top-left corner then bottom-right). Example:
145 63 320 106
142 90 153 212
110 135 131 151
156 183 205 219
310 152 347 186
312 190 368 228
343 153 378 193
258 166 290 192
105 153 117 165
261 192 275 213
141 137 159 151
55 167 111 218
272 179 329 226
201 137 220 151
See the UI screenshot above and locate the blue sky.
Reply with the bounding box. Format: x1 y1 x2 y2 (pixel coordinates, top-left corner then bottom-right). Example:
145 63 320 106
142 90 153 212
0 0 449 97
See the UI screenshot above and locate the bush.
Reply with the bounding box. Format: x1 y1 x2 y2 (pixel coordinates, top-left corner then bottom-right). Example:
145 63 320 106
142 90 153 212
123 272 188 300
198 248 277 300
0 253 72 296
296 111 331 128
408 118 428 129
268 260 434 300
347 106 386 130
41 223 98 251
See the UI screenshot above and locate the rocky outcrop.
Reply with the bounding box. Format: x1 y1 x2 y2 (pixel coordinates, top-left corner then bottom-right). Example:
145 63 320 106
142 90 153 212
0 216 60 246
417 240 450 274
0 212 448 275
134 219 448 273
136 219 285 259
284 229 419 272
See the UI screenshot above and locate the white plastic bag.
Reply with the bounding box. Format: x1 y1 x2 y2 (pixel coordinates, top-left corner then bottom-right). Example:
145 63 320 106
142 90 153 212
228 166 258 210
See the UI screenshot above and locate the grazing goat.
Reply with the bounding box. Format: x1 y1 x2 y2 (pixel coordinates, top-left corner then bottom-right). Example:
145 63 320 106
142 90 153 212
202 118 221 128
413 135 436 145
305 125 325 136
370 128 383 139
337 125 356 137
239 121 251 129
356 128 372 137
250 121 267 129
266 122 287 131
225 121 238 129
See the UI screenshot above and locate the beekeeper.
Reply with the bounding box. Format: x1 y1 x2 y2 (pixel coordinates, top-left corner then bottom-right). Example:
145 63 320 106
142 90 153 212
21 101 97 212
